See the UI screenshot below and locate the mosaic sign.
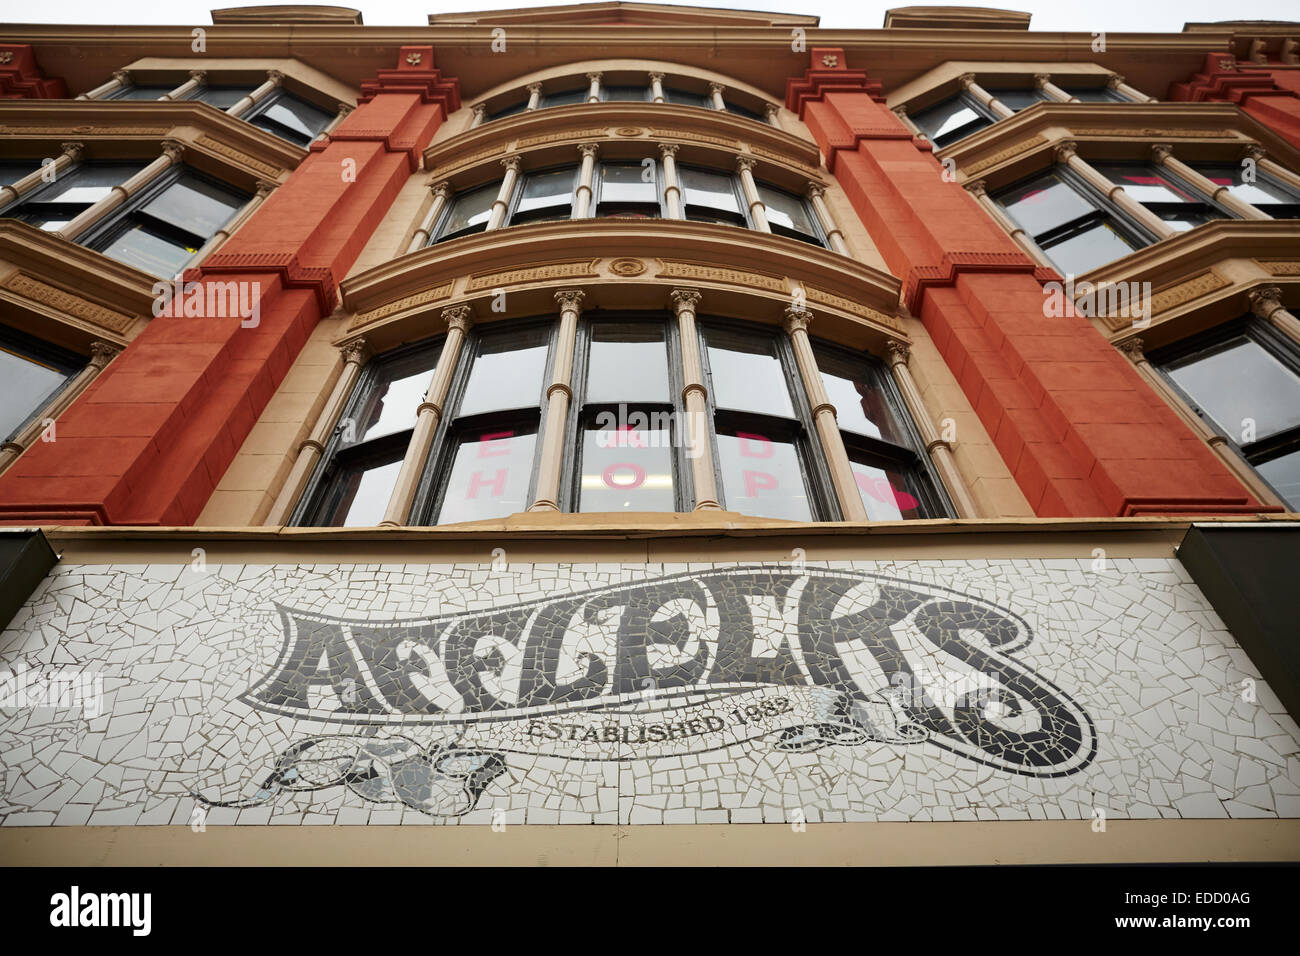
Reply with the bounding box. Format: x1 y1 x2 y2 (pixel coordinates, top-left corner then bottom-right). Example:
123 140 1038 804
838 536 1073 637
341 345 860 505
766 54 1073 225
1 560 1297 826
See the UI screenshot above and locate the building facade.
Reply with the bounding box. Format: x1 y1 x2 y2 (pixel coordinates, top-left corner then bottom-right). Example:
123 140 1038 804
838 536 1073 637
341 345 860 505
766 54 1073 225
0 3 1298 865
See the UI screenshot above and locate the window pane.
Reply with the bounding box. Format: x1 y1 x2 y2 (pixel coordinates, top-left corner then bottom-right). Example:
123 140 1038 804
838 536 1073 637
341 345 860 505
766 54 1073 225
997 171 1095 236
664 87 710 108
1166 337 1300 440
98 223 197 276
329 459 403 527
1042 220 1135 274
911 97 989 144
680 167 740 213
110 86 173 100
757 184 816 235
849 451 923 521
1094 164 1199 204
586 324 669 403
540 88 585 108
986 88 1047 112
190 86 254 108
601 85 647 101
254 94 333 143
1257 448 1300 510
41 163 145 204
705 328 794 418
599 163 657 203
1061 87 1123 103
716 429 811 521
441 182 498 236
579 424 675 512
457 327 550 417
1155 208 1222 233
0 341 73 441
488 100 526 120
815 350 902 444
437 427 537 524
724 101 764 121
1192 164 1299 208
348 350 442 445
0 161 40 187
515 167 575 215
142 174 245 238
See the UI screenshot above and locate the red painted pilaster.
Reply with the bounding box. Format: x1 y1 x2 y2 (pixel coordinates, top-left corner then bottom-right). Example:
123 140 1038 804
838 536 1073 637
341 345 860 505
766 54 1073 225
790 50 1266 517
0 44 67 99
1170 52 1300 153
0 47 458 525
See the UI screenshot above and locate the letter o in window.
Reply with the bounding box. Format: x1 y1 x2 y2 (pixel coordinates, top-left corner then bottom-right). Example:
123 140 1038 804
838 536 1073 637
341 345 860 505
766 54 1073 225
602 462 646 490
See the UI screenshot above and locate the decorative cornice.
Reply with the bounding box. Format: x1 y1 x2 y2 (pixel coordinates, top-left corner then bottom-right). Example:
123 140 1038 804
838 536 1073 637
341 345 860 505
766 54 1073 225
188 252 337 315
903 251 1050 314
2 271 136 335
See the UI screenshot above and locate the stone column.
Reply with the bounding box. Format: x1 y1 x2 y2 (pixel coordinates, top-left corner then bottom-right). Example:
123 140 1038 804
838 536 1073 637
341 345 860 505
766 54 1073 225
226 70 284 118
0 342 120 475
406 180 452 252
959 73 1014 120
1242 145 1300 193
1151 144 1270 220
264 339 371 526
0 141 83 209
525 83 543 111
735 157 770 232
649 72 666 104
964 179 1056 269
529 290 584 512
659 143 683 219
1055 140 1177 240
315 103 354 142
469 103 487 128
883 341 979 517
670 289 721 510
1034 73 1077 103
192 179 277 262
806 183 849 255
55 139 185 242
764 103 782 129
486 156 521 230
380 305 474 526
783 306 867 521
1107 74 1156 103
160 70 206 101
1117 338 1283 506
573 144 599 218
586 72 603 103
1249 286 1300 346
77 70 130 100
709 83 727 111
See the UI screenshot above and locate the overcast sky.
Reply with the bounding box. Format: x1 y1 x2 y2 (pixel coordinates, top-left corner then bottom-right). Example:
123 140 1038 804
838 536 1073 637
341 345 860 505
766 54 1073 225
3 0 1297 31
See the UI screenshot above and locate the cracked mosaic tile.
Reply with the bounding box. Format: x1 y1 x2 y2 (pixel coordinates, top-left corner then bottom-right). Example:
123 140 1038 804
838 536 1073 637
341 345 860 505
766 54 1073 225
1 560 1298 825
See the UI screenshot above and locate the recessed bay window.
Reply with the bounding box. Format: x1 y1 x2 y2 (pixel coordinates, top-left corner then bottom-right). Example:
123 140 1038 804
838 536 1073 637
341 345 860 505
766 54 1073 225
996 169 1140 275
432 180 500 242
1190 163 1300 219
245 91 335 147
0 324 84 443
7 162 148 232
1152 318 1300 509
910 95 995 147
1093 163 1226 232
984 87 1050 112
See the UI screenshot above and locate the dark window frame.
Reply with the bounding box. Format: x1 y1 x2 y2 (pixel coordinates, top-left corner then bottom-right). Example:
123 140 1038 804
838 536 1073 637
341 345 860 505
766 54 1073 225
910 91 999 147
507 162 580 225
242 89 336 147
1090 160 1235 231
0 322 85 443
430 178 502 243
1149 315 1300 508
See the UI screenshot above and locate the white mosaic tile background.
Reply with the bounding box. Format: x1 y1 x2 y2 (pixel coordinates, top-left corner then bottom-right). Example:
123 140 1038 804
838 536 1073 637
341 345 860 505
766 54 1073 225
1 559 1297 825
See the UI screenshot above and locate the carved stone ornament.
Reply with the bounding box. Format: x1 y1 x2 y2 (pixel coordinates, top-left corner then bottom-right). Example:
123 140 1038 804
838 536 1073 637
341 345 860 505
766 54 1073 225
821 54 839 67
609 258 647 277
405 52 423 65
670 288 702 310
554 289 586 313
441 303 474 332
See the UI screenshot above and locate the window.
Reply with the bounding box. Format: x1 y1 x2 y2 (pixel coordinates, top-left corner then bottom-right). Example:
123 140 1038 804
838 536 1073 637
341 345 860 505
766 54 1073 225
996 168 1141 275
108 86 175 100
245 91 334 147
297 341 444 527
416 323 552 525
985 87 1050 112
569 319 682 512
601 85 648 102
188 86 255 109
432 181 500 242
701 324 828 521
723 100 764 121
1190 163 1300 219
663 86 712 109
1152 318 1300 509
757 182 823 245
510 166 577 224
814 343 948 520
595 162 661 217
1060 85 1127 103
8 162 147 231
910 94 994 147
1093 163 1226 232
0 161 41 189
0 324 84 443
540 87 586 109
679 166 745 225
487 99 527 121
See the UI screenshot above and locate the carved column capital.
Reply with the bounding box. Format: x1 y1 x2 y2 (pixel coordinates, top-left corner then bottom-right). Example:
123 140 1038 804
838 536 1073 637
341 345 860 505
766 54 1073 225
782 306 813 335
1033 73 1053 88
1116 337 1146 360
806 182 826 200
1106 74 1125 90
88 341 121 369
734 156 756 174
111 69 131 85
254 180 277 198
648 72 665 83
891 103 908 117
963 178 988 198
500 155 522 173
957 73 977 89
339 337 370 366
657 142 679 158
554 289 586 313
159 139 186 163
441 303 474 332
1242 144 1268 163
765 103 781 119
526 82 544 95
335 103 354 117
60 142 85 162
586 71 603 83
578 142 601 159
429 179 452 199
471 102 486 118
670 288 702 311
708 82 726 95
886 339 911 367
1054 140 1078 163
1249 285 1284 319
188 69 208 83
1150 143 1174 164
266 69 285 86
